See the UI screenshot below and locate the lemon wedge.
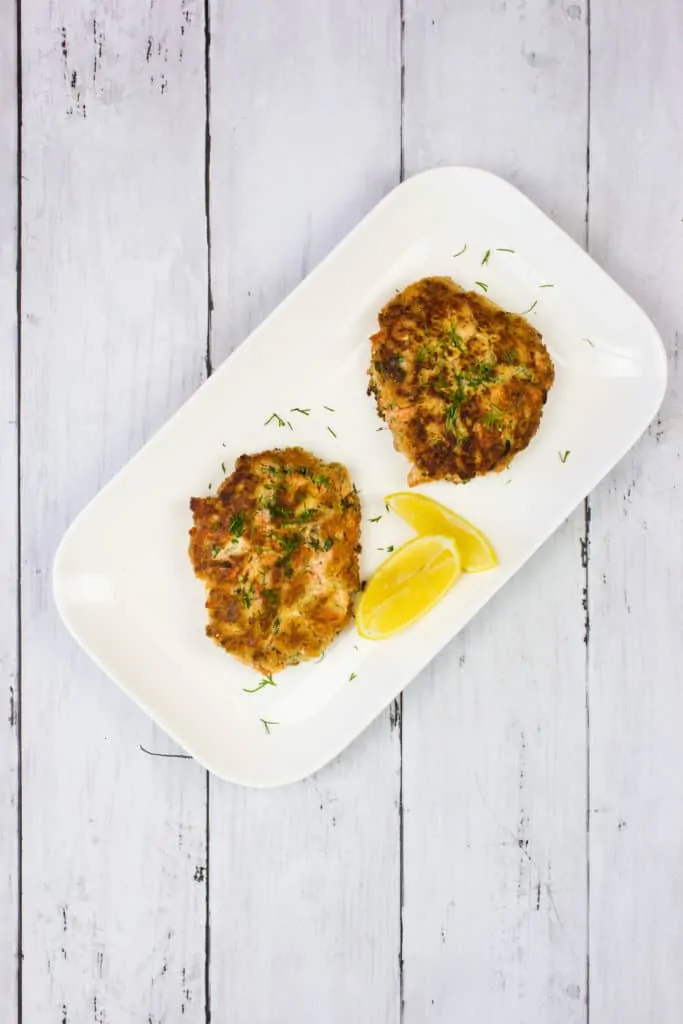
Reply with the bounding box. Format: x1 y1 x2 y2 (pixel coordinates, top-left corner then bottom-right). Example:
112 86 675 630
356 535 462 640
385 492 498 572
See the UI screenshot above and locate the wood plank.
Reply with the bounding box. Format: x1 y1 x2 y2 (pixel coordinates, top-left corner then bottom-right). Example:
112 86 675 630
587 3 683 1019
20 3 209 1021
0 6 19 1023
401 2 589 1019
207 3 401 1021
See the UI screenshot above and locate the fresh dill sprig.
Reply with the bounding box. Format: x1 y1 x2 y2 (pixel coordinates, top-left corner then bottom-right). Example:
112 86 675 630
264 412 286 427
243 673 277 694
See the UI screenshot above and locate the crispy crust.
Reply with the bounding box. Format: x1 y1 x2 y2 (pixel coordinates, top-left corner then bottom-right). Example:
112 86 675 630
368 277 555 484
189 447 361 674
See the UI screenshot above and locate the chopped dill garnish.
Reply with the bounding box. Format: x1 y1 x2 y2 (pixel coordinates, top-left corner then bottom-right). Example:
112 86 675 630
220 461 226 473
297 507 317 522
323 537 334 551
327 426 337 438
481 248 491 266
243 673 277 694
376 425 387 431
286 420 294 431
259 718 278 734
520 300 538 315
559 450 571 463
211 544 222 558
583 337 595 347
348 673 357 682
385 501 390 513
539 283 554 288
230 512 244 537
475 281 489 293
496 247 516 253
368 515 382 523
208 483 212 490
452 243 468 258
290 407 311 416
265 412 286 427
378 545 395 553
323 405 335 412
482 404 504 430
236 581 255 608
445 386 466 434
447 324 464 350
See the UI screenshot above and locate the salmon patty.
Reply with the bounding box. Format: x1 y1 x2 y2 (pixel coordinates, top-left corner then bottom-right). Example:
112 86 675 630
368 276 555 485
189 447 361 674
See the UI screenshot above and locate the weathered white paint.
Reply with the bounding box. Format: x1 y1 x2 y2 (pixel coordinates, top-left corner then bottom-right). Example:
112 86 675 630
401 2 589 1019
20 2 208 1021
588 3 683 1021
0 6 18 1023
4 0 682 1021
207 2 402 1021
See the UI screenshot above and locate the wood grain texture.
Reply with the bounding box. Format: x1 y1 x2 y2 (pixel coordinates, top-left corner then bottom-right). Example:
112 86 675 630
0 6 18 1023
588 3 683 1020
20 3 208 1021
207 3 401 1021
401 2 589 1019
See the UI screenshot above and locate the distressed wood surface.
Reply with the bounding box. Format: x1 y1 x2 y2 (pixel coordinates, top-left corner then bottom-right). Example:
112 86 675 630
0 6 18 1023
20 3 208 1021
2 1 682 1022
207 3 401 1022
588 3 683 1021
401 3 589 1020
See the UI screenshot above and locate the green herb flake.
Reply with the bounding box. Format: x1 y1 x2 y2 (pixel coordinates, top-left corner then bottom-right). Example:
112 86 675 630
583 337 595 347
290 407 311 416
475 280 489 293
496 247 516 253
482 406 504 430
327 426 337 438
559 450 571 464
210 544 222 558
539 283 555 289
385 501 390 513
323 405 335 412
265 412 286 427
452 243 468 258
520 300 538 315
323 537 334 552
348 673 357 682
379 545 395 553
207 483 212 490
259 718 279 734
368 515 382 523
230 512 244 537
243 673 277 694
481 248 491 266
447 324 464 350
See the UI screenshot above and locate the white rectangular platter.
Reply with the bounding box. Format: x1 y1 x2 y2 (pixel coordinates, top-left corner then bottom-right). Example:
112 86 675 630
53 167 667 786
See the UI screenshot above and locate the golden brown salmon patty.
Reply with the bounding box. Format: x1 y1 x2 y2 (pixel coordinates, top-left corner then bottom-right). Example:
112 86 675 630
368 276 555 485
189 447 361 674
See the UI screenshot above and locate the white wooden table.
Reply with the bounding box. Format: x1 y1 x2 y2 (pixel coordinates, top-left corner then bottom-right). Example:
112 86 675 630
1 2 681 1021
